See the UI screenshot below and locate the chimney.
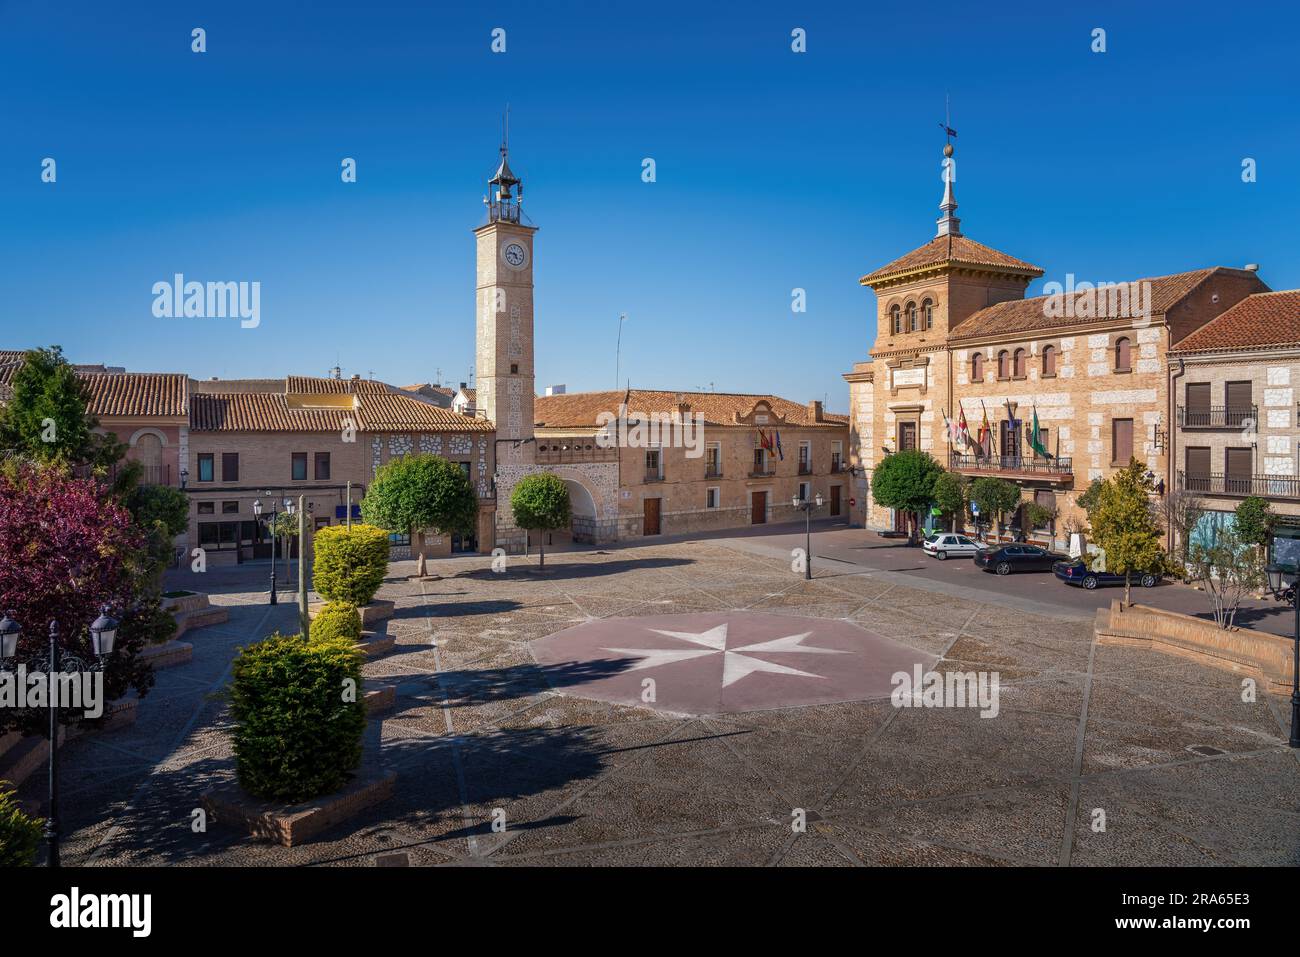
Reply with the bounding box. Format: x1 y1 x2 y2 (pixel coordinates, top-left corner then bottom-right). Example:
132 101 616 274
460 382 467 390
808 400 824 423
1244 263 1259 273
350 373 361 381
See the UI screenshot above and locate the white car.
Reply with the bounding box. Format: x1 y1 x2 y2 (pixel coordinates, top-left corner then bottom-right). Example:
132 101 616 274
922 533 985 560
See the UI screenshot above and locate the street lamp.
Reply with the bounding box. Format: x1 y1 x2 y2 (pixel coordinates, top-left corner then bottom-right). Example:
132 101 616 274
1264 563 1300 748
254 499 278 605
792 492 824 581
0 608 117 866
179 468 189 490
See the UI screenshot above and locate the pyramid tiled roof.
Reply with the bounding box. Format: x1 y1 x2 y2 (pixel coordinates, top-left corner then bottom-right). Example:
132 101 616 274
861 234 1043 286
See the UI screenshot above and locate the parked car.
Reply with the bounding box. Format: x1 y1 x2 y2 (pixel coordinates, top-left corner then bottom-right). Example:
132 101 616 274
1052 559 1161 590
922 533 985 560
974 543 1069 575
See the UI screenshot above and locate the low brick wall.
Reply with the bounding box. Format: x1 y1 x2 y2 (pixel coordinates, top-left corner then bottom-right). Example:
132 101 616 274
1095 600 1295 695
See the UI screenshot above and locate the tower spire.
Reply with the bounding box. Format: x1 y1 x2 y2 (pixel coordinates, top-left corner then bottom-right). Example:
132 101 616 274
936 98 960 238
486 105 522 223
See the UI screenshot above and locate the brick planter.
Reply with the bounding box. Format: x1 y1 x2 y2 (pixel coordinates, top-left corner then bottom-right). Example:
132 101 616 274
202 765 397 847
1095 600 1295 695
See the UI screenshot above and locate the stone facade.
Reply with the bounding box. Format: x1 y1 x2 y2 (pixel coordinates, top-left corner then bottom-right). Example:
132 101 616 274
844 146 1269 546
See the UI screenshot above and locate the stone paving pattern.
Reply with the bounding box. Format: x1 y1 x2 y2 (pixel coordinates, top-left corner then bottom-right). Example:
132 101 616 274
21 541 1300 867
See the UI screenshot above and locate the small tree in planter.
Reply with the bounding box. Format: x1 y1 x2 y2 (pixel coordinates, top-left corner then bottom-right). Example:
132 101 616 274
1188 524 1265 630
0 786 42 866
932 471 968 533
510 474 571 568
228 633 367 803
968 477 1021 541
1089 463 1169 606
312 524 390 607
309 601 363 643
361 454 477 570
1234 496 1275 561
1023 502 1057 545
872 450 944 544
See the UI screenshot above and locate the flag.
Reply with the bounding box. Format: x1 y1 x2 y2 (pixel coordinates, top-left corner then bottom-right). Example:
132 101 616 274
1028 404 1051 458
957 402 973 452
979 401 992 457
775 430 784 461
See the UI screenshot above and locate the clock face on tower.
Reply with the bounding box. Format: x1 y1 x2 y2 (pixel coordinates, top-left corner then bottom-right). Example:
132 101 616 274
501 240 529 270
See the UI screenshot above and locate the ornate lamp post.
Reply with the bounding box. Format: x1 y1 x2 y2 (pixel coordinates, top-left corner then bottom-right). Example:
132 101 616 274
1264 564 1300 748
253 499 277 605
0 605 118 866
792 492 824 581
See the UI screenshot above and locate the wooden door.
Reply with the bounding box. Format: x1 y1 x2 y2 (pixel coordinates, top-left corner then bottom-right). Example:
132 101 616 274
830 485 841 516
750 491 767 525
898 422 917 452
643 497 661 536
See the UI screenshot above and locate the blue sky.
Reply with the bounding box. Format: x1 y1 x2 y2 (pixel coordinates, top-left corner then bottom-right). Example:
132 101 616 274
1 0 1296 411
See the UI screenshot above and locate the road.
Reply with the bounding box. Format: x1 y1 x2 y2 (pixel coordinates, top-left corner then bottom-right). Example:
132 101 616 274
673 519 1296 639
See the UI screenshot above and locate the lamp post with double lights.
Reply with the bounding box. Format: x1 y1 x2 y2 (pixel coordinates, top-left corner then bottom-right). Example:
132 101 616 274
792 492 824 581
1264 563 1300 748
0 605 119 866
283 497 295 585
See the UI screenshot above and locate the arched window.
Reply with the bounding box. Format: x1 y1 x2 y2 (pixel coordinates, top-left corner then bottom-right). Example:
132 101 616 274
906 301 918 332
971 353 984 381
997 350 1010 379
890 305 901 335
1013 348 1026 378
1114 337 1132 372
921 298 934 331
1041 344 1056 376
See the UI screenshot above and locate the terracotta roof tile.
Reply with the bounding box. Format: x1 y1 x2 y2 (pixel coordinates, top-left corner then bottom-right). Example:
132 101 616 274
286 375 390 394
948 268 1221 341
861 234 1043 286
1171 290 1300 353
357 392 493 432
534 390 848 429
80 373 188 417
191 393 351 432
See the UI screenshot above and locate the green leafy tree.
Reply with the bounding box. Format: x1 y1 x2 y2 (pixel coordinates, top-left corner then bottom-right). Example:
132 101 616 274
932 471 968 532
312 525 389 606
1023 502 1057 537
871 450 944 543
510 473 572 567
0 346 123 470
360 454 477 560
1234 496 1275 552
968 477 1021 535
1076 477 1106 521
1089 462 1169 605
1188 524 1265 630
0 786 42 866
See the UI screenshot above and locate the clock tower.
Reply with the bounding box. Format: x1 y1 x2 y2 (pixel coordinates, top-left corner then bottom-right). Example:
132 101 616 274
474 135 537 463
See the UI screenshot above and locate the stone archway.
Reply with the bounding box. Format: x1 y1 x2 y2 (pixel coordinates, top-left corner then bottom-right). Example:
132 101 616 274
494 461 619 552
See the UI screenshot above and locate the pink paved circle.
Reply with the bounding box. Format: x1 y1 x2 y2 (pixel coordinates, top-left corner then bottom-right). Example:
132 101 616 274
530 611 935 716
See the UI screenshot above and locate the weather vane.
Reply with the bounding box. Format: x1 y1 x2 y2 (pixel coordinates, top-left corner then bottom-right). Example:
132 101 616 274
939 93 957 144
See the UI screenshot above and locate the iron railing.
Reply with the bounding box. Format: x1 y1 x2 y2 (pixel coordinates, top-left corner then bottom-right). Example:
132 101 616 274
949 454 1073 476
1177 405 1257 429
1178 471 1300 500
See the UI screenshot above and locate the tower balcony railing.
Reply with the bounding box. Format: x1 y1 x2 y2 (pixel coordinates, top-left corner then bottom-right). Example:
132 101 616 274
1177 405 1257 429
534 442 619 465
486 201 521 224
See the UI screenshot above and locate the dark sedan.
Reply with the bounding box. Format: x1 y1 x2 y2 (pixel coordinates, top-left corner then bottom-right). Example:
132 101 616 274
1053 560 1161 590
974 544 1069 575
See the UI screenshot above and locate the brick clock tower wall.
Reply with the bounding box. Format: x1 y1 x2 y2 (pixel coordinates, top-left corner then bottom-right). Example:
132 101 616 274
474 220 537 459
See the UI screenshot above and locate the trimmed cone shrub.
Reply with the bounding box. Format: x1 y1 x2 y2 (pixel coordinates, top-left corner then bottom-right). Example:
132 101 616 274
312 524 390 606
310 601 362 643
228 632 366 802
0 786 42 866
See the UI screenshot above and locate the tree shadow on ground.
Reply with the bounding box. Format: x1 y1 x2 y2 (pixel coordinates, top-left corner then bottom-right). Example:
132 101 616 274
1189 602 1293 637
375 657 637 714
454 556 695 582
390 599 523 620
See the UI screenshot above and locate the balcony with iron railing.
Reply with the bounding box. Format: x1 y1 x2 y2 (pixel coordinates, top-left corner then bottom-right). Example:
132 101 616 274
534 442 619 465
644 470 664 484
748 468 775 478
705 465 722 479
949 453 1073 481
1178 471 1300 500
1177 405 1257 430
797 461 812 475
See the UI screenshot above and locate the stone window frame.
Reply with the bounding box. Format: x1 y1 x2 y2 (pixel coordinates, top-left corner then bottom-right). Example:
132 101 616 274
889 304 902 335
1012 348 1027 380
996 350 1010 381
705 486 720 510
921 297 934 331
1114 336 1133 374
971 352 985 382
905 301 918 333
1041 344 1057 378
